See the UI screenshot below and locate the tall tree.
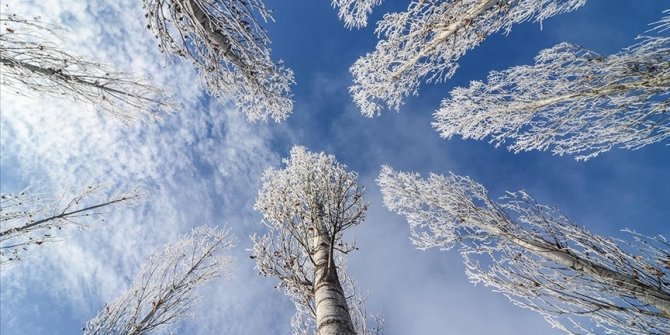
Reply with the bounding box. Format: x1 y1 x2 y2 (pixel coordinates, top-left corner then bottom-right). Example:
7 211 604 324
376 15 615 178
251 146 378 335
285 265 383 335
378 166 670 335
0 13 173 123
143 0 294 122
84 226 235 335
349 0 586 117
0 185 141 270
434 13 669 160
330 0 383 29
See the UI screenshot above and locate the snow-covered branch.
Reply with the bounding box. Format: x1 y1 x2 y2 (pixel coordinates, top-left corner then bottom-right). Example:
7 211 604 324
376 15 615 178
0 13 174 123
252 146 376 335
0 185 142 270
143 0 294 122
84 226 236 335
378 166 670 334
350 0 585 117
435 13 670 160
331 0 383 29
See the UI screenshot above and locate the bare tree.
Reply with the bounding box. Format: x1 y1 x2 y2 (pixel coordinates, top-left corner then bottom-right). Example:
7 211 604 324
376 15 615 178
0 13 174 123
84 226 236 335
0 185 142 270
378 166 670 335
349 0 585 117
143 0 294 122
251 146 379 335
434 14 669 160
330 0 383 29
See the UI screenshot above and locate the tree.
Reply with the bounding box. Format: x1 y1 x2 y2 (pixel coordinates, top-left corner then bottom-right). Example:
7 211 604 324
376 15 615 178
143 0 294 122
434 13 670 160
330 0 383 29
0 185 142 270
349 0 586 117
84 226 236 335
0 13 174 123
285 264 383 335
251 146 379 335
378 166 670 334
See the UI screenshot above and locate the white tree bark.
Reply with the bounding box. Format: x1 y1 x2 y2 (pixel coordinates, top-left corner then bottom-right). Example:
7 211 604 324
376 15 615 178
378 166 670 334
481 220 670 317
313 220 355 335
185 0 244 71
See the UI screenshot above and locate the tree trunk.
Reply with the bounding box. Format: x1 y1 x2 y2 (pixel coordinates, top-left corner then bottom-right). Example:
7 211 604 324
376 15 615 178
312 221 355 335
473 218 670 317
185 0 244 70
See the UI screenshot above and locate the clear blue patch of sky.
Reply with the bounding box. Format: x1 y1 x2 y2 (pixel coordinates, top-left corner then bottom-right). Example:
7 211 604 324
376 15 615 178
264 0 669 239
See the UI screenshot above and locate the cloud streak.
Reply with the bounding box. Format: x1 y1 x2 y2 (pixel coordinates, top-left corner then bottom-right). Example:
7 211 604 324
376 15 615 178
1 0 285 333
2 1 668 335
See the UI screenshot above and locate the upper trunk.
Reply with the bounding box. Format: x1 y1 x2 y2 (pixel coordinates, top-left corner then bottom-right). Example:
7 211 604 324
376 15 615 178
474 218 670 317
185 0 246 71
312 220 355 335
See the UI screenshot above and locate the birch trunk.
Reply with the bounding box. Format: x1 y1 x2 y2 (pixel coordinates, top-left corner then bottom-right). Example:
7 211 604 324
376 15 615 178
186 0 245 71
478 219 670 317
313 221 355 335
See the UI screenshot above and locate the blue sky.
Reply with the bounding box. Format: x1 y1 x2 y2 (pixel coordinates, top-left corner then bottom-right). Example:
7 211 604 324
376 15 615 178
1 0 668 334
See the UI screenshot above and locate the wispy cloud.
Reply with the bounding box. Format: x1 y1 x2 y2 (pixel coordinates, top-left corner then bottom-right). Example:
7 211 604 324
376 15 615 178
0 0 286 333
2 1 668 335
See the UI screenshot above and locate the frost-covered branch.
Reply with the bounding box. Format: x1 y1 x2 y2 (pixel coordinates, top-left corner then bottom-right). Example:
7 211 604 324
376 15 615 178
84 226 236 335
331 0 383 29
350 0 585 117
143 0 294 122
378 166 670 335
252 146 377 335
435 13 670 160
0 185 142 270
0 13 174 123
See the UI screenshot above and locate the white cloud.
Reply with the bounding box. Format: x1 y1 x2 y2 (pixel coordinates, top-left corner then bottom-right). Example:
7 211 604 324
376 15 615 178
2 1 667 335
1 0 284 333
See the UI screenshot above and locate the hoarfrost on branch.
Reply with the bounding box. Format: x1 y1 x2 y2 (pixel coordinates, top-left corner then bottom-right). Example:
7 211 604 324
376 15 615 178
435 12 670 160
84 226 236 335
252 146 380 335
331 0 383 29
143 0 294 122
350 0 585 117
378 166 670 334
0 185 142 270
0 13 174 123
